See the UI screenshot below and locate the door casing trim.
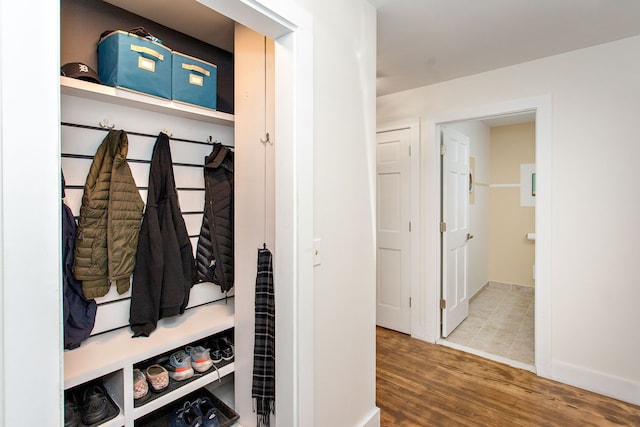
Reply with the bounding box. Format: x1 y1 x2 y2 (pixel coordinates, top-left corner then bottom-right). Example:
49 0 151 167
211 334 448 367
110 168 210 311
418 95 552 378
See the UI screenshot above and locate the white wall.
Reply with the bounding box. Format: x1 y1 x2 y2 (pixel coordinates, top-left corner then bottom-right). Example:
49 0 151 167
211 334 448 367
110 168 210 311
377 35 640 405
0 2 63 427
293 0 379 425
447 121 490 298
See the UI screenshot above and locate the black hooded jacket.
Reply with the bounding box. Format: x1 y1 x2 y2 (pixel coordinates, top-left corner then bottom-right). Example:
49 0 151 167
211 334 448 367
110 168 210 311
129 132 197 337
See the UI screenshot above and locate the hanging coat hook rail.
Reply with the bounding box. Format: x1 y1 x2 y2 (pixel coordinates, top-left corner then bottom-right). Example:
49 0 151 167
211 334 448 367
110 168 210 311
61 121 234 149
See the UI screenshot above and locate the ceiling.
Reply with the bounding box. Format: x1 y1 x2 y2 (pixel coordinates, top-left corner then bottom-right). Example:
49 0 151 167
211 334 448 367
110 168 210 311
104 0 236 52
373 0 640 96
105 0 640 102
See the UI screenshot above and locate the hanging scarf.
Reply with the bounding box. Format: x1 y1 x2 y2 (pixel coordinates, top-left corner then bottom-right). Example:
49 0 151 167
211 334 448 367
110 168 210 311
252 247 275 426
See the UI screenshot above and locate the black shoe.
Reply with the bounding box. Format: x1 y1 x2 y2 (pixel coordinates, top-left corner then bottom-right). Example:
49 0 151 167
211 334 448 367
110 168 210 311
80 384 113 425
210 340 223 364
64 393 81 427
218 337 234 362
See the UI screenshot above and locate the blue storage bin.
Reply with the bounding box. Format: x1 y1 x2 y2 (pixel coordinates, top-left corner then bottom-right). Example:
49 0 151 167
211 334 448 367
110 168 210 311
98 30 172 99
172 51 217 110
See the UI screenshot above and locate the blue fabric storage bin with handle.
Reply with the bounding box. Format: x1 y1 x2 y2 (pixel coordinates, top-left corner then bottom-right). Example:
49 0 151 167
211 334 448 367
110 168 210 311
98 30 172 100
172 51 217 110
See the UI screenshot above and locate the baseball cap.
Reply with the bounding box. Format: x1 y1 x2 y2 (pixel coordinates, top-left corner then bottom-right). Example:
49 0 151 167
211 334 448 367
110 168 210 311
60 62 101 84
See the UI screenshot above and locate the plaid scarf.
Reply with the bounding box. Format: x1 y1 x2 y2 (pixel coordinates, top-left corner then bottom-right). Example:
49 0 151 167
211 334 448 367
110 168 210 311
252 248 275 426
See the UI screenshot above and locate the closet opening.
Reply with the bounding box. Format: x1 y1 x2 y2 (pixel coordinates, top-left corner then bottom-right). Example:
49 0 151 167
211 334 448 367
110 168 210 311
58 0 314 426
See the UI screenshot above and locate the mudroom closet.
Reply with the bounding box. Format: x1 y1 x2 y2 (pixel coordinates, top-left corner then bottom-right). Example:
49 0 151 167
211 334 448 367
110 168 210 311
60 1 274 426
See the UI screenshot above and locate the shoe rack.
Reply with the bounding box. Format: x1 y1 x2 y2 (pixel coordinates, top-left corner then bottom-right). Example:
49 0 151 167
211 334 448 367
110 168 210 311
64 299 234 426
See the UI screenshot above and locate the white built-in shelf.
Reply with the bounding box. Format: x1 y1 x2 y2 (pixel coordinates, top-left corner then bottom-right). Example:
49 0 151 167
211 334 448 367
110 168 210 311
60 76 234 127
64 299 235 389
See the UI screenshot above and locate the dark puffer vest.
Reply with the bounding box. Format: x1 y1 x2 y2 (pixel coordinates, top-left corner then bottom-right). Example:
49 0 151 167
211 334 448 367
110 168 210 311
73 129 144 298
196 143 234 292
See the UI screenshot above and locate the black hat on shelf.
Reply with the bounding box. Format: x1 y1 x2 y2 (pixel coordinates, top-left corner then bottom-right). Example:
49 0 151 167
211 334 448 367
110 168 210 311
60 62 100 84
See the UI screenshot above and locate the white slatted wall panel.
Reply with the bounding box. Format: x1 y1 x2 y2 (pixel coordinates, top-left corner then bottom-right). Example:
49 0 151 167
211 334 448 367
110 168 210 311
61 93 234 335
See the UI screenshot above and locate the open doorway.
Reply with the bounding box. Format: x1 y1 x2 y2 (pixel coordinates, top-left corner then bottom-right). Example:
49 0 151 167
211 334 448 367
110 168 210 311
438 112 537 371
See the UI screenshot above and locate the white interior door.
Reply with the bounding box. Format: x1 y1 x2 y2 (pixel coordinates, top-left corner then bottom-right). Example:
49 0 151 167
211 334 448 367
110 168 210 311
376 128 411 334
441 127 470 337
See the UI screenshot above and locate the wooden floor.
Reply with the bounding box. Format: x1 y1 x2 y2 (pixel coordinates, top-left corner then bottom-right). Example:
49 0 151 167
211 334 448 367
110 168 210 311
376 327 640 426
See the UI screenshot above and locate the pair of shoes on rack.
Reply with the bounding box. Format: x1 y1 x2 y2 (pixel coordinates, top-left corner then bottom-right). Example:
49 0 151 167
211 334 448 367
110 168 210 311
66 383 119 426
210 336 234 364
167 343 217 380
170 397 221 427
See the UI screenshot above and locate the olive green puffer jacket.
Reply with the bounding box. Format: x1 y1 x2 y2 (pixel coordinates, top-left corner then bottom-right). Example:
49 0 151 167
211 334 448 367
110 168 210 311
73 129 144 298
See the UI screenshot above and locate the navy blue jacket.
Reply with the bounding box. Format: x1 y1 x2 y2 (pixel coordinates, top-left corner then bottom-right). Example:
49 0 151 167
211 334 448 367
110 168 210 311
62 172 97 349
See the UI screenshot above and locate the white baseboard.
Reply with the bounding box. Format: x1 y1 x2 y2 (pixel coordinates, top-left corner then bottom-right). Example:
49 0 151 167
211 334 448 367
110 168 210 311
359 407 380 427
552 360 640 406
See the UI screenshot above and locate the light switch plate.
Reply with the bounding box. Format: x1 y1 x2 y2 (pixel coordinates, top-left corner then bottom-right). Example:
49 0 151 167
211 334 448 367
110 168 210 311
313 238 322 266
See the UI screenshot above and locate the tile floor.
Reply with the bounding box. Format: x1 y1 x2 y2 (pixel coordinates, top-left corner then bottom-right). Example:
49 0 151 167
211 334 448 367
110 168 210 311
444 282 535 365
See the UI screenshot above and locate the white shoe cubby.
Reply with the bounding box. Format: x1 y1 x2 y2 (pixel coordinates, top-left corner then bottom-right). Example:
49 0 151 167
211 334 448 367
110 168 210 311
64 300 235 427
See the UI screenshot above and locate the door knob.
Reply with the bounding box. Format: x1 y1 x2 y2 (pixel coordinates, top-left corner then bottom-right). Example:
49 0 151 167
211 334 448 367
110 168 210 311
466 233 474 240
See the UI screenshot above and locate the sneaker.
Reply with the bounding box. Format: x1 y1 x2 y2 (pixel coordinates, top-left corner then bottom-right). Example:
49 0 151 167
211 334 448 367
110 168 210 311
218 337 234 362
145 364 169 391
169 401 203 427
165 350 195 381
186 345 213 372
194 397 221 427
133 368 149 399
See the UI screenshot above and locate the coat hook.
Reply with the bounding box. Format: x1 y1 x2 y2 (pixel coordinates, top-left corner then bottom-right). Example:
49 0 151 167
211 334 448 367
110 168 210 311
162 128 172 137
260 132 271 144
99 119 115 129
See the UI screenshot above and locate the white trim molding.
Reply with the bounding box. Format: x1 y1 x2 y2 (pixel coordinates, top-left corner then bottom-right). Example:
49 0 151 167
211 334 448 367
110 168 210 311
359 407 381 427
420 95 552 380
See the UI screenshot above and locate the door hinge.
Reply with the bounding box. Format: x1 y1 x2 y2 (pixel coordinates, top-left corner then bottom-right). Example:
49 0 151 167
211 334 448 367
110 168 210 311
409 297 412 308
440 222 447 232
440 144 447 156
440 299 447 309
409 145 412 157
409 221 412 232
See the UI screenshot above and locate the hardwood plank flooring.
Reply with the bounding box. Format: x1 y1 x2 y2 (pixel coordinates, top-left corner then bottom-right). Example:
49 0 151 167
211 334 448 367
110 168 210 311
376 327 640 426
